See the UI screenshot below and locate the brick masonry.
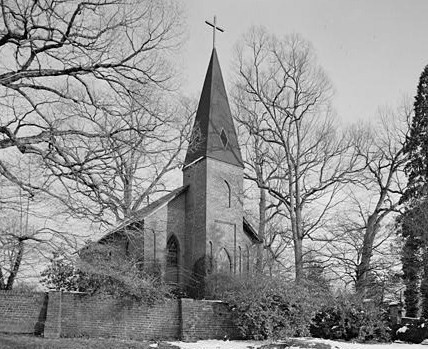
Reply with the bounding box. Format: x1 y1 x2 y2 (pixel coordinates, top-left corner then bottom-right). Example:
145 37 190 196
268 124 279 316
0 291 240 340
181 298 240 340
0 291 47 335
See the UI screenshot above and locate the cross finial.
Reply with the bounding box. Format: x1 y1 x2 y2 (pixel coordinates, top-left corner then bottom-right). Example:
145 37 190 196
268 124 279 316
205 16 224 49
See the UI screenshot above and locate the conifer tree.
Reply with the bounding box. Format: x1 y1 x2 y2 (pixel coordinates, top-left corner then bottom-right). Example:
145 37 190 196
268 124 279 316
403 65 428 202
399 206 423 317
401 65 428 316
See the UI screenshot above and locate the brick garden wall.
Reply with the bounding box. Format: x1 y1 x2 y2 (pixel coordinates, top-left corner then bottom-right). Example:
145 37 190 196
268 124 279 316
0 291 47 335
0 291 239 340
181 298 240 340
44 291 181 340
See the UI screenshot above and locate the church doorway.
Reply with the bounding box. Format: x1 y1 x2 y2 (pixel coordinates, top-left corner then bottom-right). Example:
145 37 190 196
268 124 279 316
165 235 179 285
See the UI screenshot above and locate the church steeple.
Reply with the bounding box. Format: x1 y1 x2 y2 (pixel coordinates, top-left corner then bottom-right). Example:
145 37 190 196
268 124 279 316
184 48 243 168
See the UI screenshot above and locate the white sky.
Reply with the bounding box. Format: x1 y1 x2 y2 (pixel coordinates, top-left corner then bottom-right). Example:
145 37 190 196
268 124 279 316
178 0 428 123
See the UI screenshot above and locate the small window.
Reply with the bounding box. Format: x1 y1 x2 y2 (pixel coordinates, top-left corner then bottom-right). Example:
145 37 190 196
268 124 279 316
224 180 231 208
220 129 228 148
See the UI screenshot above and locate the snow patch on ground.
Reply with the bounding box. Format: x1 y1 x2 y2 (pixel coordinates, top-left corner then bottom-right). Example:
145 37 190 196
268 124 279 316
168 338 428 349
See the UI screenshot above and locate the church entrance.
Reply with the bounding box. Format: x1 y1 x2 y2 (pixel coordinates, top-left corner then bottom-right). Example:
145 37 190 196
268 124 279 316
165 235 179 285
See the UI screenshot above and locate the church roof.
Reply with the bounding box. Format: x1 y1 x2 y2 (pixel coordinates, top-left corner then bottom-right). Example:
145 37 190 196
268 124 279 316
243 216 263 244
99 186 188 242
184 48 244 168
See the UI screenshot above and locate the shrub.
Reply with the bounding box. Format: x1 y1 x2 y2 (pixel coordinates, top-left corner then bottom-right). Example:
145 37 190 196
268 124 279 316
205 274 329 340
310 293 391 342
393 318 428 344
41 246 172 305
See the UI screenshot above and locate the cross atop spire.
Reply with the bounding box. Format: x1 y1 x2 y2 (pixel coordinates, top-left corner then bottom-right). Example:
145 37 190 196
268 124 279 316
205 16 224 49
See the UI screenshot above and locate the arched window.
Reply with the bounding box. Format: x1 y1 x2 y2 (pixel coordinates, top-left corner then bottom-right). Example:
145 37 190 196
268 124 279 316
167 235 179 266
208 241 214 273
224 180 231 208
166 235 180 285
217 248 232 274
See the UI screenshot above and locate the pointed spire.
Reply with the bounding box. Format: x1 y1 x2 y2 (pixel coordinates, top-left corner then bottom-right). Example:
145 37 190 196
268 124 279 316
184 49 244 168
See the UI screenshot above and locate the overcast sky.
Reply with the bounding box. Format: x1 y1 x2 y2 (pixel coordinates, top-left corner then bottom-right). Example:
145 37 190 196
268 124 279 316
178 0 428 124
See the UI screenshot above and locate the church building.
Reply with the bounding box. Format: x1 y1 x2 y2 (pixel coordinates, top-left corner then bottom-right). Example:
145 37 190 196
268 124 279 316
98 47 262 298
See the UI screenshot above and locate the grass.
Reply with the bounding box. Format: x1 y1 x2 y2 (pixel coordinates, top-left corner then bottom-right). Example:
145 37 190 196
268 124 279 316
0 334 180 349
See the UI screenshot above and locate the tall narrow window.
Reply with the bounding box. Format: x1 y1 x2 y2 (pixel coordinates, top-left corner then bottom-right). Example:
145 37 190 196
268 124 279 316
224 180 231 208
209 241 213 272
239 246 242 275
217 248 232 274
246 245 250 274
166 235 179 285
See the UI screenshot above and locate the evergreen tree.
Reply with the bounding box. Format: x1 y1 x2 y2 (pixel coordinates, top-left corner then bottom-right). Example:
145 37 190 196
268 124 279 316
400 218 422 317
402 65 428 203
400 65 428 317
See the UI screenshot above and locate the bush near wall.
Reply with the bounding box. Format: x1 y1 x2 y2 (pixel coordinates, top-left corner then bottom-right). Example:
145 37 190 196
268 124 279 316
393 317 428 344
310 293 391 342
206 274 329 340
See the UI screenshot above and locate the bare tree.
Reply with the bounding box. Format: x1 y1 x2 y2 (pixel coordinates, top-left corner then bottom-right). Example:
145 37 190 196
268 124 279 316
233 27 357 282
49 90 195 225
0 0 184 201
326 103 410 293
0 195 76 289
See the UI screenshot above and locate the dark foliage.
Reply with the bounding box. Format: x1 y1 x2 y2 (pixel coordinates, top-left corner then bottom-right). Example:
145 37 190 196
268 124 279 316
402 65 428 203
393 318 428 344
310 293 391 342
401 233 422 317
399 64 428 318
205 274 330 340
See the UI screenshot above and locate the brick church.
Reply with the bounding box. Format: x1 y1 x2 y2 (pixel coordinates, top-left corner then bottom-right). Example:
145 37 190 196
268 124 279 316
97 48 262 297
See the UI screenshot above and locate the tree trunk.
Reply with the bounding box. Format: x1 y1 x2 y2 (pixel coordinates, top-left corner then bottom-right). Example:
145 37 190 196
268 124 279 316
355 214 378 294
256 186 266 274
294 234 304 282
0 267 5 290
6 240 24 290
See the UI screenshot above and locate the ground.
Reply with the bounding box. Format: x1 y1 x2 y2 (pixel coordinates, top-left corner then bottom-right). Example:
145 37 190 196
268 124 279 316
1 335 428 349
168 338 428 349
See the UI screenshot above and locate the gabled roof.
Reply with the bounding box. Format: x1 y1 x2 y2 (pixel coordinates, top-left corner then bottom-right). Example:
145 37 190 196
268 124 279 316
98 186 188 242
184 48 244 168
243 216 263 244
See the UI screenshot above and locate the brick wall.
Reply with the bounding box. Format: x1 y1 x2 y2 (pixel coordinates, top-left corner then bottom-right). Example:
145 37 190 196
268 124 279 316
44 291 180 340
1 291 239 341
0 291 47 335
181 298 240 340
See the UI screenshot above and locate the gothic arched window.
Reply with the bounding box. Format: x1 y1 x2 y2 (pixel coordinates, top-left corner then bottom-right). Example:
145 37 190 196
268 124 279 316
167 235 179 266
166 235 180 285
217 248 232 274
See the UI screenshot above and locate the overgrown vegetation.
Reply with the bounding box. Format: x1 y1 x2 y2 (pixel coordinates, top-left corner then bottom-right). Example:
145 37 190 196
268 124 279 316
206 273 392 342
393 318 428 344
310 293 391 342
206 274 331 340
40 245 172 305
